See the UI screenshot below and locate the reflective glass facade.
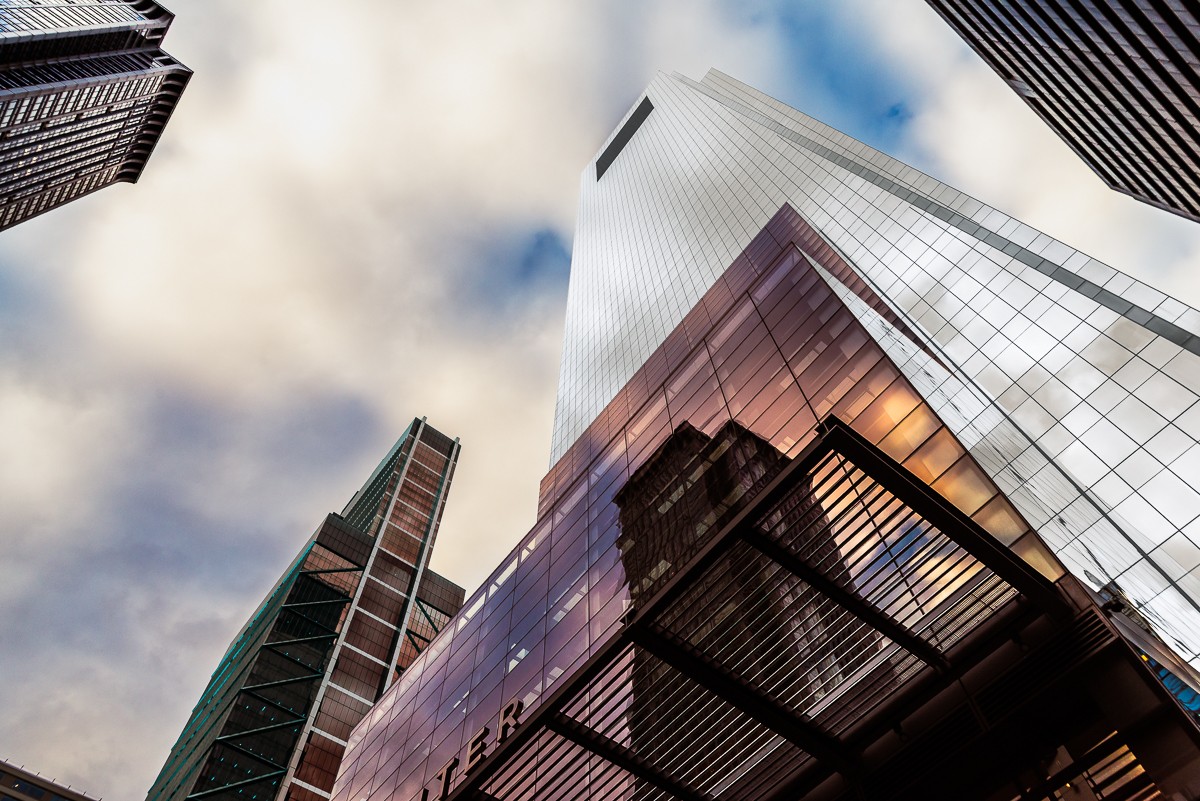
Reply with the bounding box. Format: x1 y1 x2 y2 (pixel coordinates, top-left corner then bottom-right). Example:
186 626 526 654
0 0 189 230
925 0 1200 223
147 419 466 801
552 70 1200 666
332 205 1200 801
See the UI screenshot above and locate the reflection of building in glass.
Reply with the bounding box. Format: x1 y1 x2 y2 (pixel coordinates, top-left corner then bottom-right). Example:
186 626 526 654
147 419 465 801
330 72 1200 801
614 420 894 801
924 0 1200 223
0 0 190 230
1 758 99 801
614 420 791 607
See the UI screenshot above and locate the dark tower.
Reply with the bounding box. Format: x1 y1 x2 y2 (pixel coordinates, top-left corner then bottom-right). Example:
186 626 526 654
926 0 1200 223
147 418 466 801
0 0 190 230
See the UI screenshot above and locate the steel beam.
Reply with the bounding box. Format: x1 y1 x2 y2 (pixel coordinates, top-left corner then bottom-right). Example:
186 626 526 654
818 418 1067 616
740 527 950 671
216 717 308 742
546 711 717 801
627 622 855 775
242 672 324 693
186 770 285 800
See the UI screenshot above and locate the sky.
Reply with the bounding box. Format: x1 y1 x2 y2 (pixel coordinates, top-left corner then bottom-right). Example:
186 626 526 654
3 1 1200 798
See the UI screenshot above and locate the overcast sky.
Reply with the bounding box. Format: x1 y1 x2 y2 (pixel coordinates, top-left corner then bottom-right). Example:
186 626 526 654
4 1 1200 798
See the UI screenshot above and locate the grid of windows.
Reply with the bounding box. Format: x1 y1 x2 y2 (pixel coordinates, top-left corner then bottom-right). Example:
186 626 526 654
925 0 1200 223
550 69 1200 668
332 207 1075 801
0 51 163 89
144 533 365 801
147 420 467 801
0 0 150 32
278 421 465 801
0 0 188 230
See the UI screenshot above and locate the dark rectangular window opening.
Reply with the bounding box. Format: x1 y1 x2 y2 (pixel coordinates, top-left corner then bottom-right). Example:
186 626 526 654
596 96 654 180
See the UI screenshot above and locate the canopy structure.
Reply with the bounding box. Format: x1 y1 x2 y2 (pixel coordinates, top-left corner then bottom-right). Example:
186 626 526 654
451 418 1200 801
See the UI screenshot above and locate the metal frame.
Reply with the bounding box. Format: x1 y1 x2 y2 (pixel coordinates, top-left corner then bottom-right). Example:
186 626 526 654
443 416 1065 801
546 711 716 801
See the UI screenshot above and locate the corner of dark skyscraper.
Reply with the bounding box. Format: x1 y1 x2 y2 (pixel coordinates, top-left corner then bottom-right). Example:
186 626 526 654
0 0 191 230
924 1 1200 224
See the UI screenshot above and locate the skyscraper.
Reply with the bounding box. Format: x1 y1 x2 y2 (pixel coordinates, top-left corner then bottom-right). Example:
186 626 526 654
328 72 1200 801
147 418 466 801
0 0 190 231
922 0 1200 223
554 69 1200 666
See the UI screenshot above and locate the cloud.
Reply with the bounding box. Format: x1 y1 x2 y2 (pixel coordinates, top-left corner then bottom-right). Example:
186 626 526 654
0 2 789 797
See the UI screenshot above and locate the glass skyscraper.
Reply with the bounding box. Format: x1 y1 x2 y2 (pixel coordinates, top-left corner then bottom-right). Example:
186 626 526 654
325 72 1200 801
0 0 190 230
553 69 1200 665
923 0 1200 223
147 419 466 801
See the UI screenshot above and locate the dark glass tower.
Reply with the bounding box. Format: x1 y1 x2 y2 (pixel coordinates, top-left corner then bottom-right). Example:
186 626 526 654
147 418 466 801
924 0 1200 222
0 0 190 230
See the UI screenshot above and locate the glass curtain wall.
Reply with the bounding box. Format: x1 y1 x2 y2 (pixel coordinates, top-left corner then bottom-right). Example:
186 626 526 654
332 205 1068 801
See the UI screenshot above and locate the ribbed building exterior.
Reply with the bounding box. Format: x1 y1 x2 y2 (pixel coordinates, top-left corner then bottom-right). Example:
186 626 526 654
147 418 466 801
326 72 1200 801
0 0 190 230
923 0 1200 223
